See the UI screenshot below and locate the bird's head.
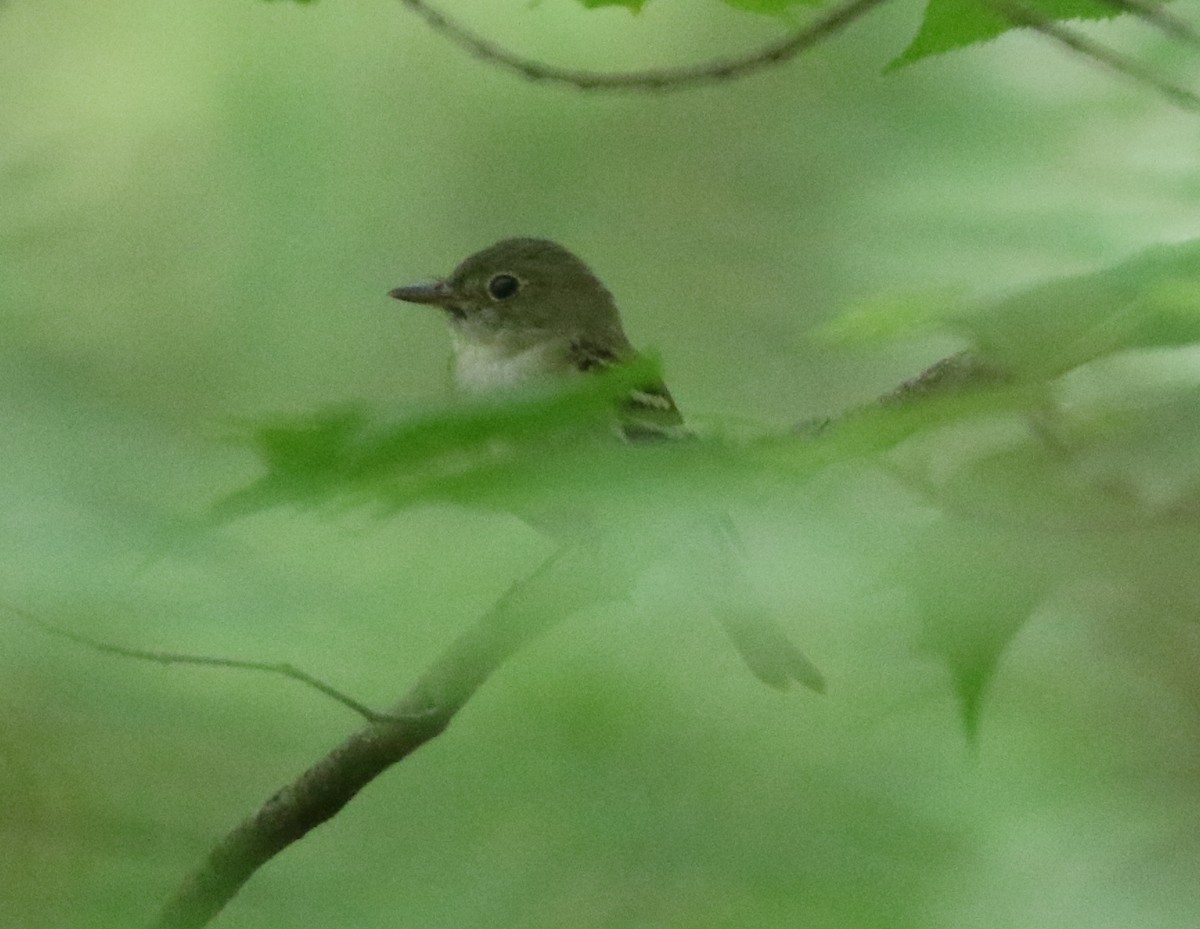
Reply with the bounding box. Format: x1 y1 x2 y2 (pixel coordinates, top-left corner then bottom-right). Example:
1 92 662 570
389 238 625 350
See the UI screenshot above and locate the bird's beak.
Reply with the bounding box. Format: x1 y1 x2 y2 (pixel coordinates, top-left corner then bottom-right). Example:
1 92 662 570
388 280 454 306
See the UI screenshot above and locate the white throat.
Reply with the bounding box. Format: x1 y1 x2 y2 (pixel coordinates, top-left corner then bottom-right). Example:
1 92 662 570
451 334 566 393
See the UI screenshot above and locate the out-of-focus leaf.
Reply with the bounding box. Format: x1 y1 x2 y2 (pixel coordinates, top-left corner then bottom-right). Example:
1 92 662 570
216 241 1200 736
889 520 1055 738
219 363 1039 528
576 0 647 11
816 240 1200 382
877 343 1200 729
815 237 1200 732
957 240 1200 379
215 356 690 519
811 289 968 348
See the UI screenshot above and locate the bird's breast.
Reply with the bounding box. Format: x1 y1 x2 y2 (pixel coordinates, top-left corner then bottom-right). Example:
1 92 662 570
451 337 570 393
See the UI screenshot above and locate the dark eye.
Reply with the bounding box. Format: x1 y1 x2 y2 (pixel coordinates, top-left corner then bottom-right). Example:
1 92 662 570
487 274 521 300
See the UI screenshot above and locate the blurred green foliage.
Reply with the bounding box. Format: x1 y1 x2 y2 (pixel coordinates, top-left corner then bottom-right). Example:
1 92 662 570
2 1 1200 928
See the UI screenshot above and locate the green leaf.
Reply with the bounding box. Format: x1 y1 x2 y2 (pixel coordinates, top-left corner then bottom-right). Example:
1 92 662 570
891 521 1052 738
215 241 1200 736
892 0 1120 68
811 288 967 347
214 356 674 519
817 242 1200 372
874 343 1200 731
576 0 647 11
957 239 1200 379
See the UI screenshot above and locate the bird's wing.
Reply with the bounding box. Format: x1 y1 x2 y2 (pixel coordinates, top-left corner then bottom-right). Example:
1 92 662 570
568 339 689 443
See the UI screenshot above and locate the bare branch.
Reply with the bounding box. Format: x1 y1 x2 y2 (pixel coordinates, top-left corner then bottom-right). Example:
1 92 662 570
399 0 1200 103
398 0 891 91
881 351 1012 405
0 601 392 723
151 542 625 929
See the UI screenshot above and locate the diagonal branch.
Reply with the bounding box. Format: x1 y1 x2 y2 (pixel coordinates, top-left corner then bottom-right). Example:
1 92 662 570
151 542 628 929
988 0 1200 111
398 0 891 91
1099 0 1200 50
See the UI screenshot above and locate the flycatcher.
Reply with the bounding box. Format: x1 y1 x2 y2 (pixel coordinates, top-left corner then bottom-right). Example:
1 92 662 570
390 238 823 691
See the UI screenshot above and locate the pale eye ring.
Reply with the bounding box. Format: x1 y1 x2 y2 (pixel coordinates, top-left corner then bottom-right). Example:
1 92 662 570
487 274 521 300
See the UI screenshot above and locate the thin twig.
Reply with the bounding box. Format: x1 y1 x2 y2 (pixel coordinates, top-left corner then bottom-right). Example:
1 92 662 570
0 601 393 723
990 0 1200 111
151 542 625 929
398 0 890 91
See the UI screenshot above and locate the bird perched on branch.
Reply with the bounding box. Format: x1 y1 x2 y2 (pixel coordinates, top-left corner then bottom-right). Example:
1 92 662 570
390 238 823 692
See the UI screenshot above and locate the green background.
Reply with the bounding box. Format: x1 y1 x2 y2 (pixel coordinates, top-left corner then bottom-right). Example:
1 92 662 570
2 0 1199 927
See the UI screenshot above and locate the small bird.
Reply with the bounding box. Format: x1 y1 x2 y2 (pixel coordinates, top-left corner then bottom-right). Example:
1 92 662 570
388 238 687 443
390 238 824 691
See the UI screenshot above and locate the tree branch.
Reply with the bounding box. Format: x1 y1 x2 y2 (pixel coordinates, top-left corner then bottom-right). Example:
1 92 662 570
988 0 1200 112
1099 0 1200 50
0 601 392 723
151 542 626 929
400 0 1200 107
399 0 891 91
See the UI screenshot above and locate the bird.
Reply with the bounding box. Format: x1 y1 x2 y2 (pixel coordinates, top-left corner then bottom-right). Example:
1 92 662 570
388 238 688 443
389 238 824 692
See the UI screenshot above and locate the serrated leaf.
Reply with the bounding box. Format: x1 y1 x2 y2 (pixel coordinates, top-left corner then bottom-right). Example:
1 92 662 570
214 356 685 519
892 0 1120 68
